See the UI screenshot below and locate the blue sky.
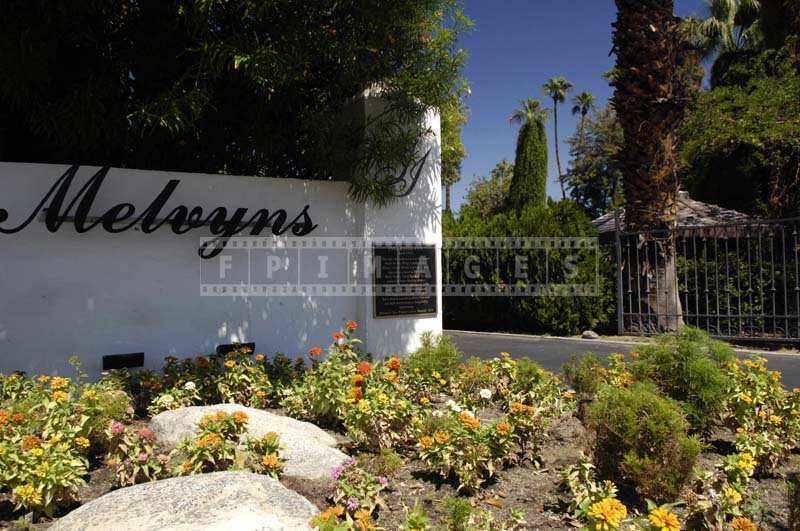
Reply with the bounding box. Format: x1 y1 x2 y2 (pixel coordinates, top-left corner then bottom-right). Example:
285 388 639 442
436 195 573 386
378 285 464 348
452 0 709 210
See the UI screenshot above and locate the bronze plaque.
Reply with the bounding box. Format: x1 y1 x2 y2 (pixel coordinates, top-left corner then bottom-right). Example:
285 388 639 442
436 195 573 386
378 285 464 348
373 244 438 318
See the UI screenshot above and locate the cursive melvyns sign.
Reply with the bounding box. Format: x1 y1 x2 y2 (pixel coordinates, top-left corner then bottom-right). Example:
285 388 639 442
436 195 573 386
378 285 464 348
0 165 318 259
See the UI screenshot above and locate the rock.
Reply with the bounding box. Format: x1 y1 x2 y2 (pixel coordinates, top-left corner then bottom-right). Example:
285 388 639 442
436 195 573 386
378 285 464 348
149 404 349 482
50 471 318 531
581 330 600 340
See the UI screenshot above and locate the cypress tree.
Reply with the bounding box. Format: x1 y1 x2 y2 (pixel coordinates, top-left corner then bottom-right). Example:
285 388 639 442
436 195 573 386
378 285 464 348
509 99 549 211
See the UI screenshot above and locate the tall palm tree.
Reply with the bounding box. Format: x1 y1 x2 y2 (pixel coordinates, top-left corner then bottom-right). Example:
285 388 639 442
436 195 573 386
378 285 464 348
612 0 698 331
542 77 573 199
508 99 550 211
571 91 596 148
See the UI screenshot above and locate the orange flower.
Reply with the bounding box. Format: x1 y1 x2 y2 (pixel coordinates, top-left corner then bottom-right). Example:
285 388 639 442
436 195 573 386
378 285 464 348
510 402 535 414
387 356 401 371
255 354 265 362
418 436 434 449
233 411 249 424
346 320 358 331
310 506 345 527
350 374 365 387
12 412 25 422
433 430 450 444
357 362 372 375
459 411 481 430
349 387 363 401
21 435 42 451
496 421 511 436
197 434 223 448
629 351 640 360
730 517 756 531
332 331 345 342
0 409 8 425
309 346 324 357
224 360 236 368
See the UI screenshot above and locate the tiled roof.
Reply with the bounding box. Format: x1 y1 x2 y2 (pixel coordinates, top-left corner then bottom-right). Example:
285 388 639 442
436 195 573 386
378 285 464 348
592 191 753 234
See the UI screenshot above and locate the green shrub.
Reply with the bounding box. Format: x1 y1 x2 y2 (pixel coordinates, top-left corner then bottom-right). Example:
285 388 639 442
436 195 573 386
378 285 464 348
630 327 735 431
562 353 603 397
405 332 463 380
588 382 702 503
444 200 616 335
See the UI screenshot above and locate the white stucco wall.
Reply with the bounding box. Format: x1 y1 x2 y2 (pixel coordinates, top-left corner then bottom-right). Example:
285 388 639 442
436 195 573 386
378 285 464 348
0 111 442 375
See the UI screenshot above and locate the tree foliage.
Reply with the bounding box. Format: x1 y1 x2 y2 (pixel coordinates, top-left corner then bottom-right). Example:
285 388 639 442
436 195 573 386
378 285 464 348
462 160 514 218
0 0 471 204
681 42 800 217
565 105 624 219
508 99 549 212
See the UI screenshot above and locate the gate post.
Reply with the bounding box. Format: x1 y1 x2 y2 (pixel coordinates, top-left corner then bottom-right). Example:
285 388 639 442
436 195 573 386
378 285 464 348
614 208 624 335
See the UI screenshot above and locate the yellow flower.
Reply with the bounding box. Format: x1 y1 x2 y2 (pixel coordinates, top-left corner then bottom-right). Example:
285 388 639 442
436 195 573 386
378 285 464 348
32 462 49 478
420 396 430 406
737 452 757 473
197 434 223 448
261 453 280 468
225 360 236 368
438 379 447 385
647 506 680 531
738 392 752 404
50 376 70 390
723 485 742 504
255 390 267 398
13 485 42 507
82 389 97 400
769 414 782 425
588 497 627 529
29 447 44 457
36 375 50 384
75 437 90 448
357 399 370 413
431 371 440 379
255 354 265 362
419 436 434 449
730 516 756 531
52 390 69 402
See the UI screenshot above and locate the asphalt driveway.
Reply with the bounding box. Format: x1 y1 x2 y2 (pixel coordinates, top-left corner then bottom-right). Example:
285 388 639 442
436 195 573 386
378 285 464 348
446 330 800 389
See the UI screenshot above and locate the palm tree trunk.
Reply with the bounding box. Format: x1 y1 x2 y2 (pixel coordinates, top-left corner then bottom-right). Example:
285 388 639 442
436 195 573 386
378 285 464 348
553 101 565 199
613 0 699 332
445 184 452 212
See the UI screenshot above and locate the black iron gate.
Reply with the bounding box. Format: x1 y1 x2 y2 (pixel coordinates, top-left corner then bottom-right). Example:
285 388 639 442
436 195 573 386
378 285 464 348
616 215 800 343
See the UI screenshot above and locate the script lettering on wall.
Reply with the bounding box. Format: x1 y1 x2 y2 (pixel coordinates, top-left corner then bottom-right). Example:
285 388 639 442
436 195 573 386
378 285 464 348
0 165 318 259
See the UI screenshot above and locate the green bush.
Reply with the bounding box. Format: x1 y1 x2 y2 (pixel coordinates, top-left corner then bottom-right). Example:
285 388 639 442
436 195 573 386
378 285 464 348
562 353 603 397
630 327 735 432
405 332 463 380
444 200 615 335
588 382 702 503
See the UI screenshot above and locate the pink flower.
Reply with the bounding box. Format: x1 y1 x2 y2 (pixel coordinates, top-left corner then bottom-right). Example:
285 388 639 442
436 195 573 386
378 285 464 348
138 452 149 463
110 421 125 436
136 428 156 442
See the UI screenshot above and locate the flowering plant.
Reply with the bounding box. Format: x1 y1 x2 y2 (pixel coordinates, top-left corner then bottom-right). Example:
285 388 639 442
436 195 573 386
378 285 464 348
281 321 362 425
341 359 418 450
246 431 284 478
106 422 170 486
147 380 201 416
216 348 273 408
173 410 249 475
330 457 388 518
416 410 514 492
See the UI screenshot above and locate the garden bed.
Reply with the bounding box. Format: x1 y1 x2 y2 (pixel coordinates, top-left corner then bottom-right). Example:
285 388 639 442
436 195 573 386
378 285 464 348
1 326 799 530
